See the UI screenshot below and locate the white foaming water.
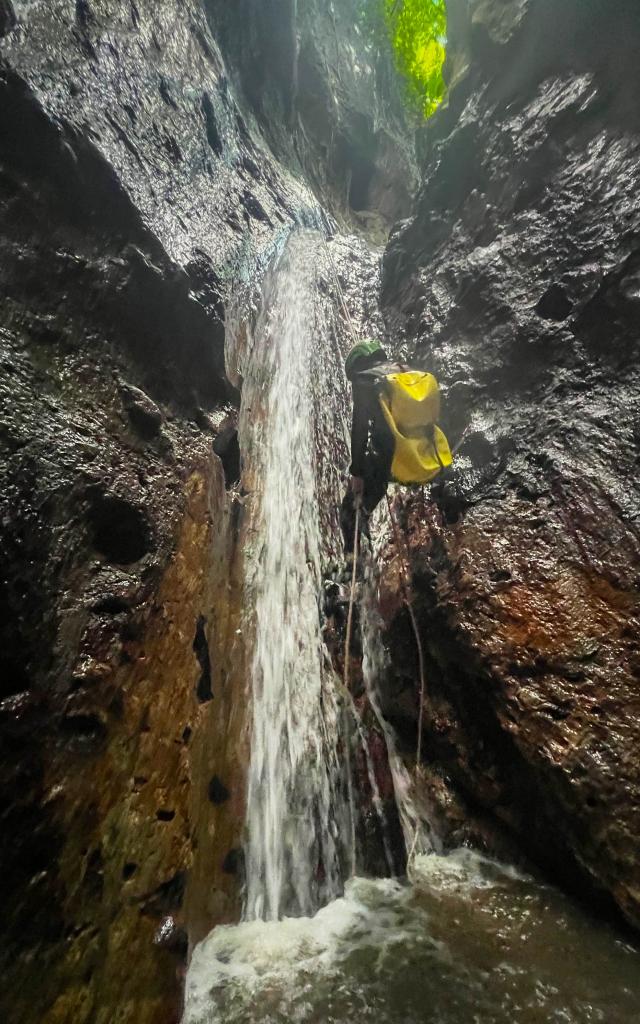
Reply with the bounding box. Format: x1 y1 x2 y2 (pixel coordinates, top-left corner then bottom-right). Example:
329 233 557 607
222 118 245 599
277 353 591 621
233 231 350 922
183 874 407 1024
183 847 640 1024
182 853 500 1024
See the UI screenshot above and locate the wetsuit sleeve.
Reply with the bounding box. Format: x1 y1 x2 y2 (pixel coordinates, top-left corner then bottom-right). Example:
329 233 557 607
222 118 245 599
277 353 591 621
349 381 370 476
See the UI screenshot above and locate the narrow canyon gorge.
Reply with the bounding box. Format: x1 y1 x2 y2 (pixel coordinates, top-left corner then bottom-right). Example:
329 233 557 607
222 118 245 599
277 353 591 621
1 2 639 1022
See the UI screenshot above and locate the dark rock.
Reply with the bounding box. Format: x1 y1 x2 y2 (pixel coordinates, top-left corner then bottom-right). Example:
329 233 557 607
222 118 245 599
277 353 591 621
87 492 153 565
156 809 176 822
535 284 574 322
120 382 164 439
207 775 230 805
153 916 188 962
59 712 108 752
212 419 240 487
141 871 186 917
75 0 93 29
240 190 272 225
193 615 213 703
90 594 131 615
201 91 223 156
221 847 243 876
0 1 16 37
158 76 179 110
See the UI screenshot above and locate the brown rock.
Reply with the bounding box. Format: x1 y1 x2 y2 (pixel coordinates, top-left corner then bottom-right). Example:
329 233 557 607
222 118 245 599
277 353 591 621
378 484 640 927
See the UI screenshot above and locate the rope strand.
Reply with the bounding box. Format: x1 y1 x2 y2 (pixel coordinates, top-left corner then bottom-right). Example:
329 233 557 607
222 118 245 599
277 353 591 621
325 232 428 870
342 499 361 693
385 493 427 768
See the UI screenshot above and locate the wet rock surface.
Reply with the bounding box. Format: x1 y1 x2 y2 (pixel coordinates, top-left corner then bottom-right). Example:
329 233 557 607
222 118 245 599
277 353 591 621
205 0 417 235
0 1 412 1021
3 0 640 1017
378 0 640 928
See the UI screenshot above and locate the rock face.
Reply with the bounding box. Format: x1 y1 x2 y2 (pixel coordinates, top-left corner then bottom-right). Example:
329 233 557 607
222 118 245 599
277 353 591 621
379 0 640 927
206 0 417 233
0 1 414 1021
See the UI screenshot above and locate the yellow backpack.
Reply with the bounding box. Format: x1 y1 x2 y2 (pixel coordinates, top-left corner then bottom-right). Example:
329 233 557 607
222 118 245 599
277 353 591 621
378 371 452 485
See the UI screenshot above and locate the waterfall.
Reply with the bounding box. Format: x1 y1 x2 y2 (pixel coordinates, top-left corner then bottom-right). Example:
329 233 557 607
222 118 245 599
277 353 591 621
233 230 351 922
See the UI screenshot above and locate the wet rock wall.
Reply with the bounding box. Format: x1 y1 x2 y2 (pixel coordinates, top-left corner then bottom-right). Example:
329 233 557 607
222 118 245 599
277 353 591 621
0 1 410 1021
205 0 417 235
378 0 640 928
0 7 239 1013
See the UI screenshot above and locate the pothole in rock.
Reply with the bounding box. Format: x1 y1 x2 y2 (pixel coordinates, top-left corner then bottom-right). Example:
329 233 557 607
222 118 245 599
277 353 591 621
0 661 31 700
535 284 574 322
59 712 108 751
212 425 240 488
193 615 213 702
87 493 153 565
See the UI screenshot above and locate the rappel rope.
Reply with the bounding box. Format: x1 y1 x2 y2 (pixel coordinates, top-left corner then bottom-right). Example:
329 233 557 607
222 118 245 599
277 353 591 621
325 239 427 745
324 236 431 872
342 499 361 693
324 240 362 691
385 492 427 771
323 239 368 705
385 491 428 875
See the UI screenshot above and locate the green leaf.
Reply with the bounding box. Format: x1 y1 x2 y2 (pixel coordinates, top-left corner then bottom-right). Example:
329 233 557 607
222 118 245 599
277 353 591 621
362 0 448 119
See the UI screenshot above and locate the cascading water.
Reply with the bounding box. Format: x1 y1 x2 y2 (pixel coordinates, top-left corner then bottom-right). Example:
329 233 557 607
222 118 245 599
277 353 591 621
231 230 352 922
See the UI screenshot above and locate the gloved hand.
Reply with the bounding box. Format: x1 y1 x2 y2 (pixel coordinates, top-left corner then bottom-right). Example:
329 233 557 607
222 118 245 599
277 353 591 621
350 476 364 499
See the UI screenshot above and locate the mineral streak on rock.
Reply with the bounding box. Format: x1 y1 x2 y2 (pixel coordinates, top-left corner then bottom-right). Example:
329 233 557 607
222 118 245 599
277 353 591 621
378 0 640 928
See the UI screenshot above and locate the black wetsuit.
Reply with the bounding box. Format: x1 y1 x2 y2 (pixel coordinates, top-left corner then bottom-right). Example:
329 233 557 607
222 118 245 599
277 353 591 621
341 362 401 551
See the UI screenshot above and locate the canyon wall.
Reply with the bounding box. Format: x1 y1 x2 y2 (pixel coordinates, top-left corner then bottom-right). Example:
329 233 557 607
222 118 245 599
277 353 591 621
0 1 408 1021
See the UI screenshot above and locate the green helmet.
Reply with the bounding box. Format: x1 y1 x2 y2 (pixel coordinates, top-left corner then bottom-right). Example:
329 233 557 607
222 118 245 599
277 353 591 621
345 338 384 380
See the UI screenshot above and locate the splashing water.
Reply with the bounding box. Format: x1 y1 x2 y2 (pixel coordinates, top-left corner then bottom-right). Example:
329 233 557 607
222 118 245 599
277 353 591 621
234 231 351 922
184 849 640 1024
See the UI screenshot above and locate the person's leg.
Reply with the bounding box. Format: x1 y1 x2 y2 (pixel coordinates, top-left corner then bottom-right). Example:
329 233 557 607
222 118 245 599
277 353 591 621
342 427 393 556
363 432 394 517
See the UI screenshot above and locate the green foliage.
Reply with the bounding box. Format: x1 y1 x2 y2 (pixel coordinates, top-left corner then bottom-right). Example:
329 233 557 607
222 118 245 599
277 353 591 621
362 0 448 119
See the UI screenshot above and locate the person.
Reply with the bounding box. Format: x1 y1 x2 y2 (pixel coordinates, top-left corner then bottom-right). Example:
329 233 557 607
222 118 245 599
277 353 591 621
340 338 398 554
340 338 458 555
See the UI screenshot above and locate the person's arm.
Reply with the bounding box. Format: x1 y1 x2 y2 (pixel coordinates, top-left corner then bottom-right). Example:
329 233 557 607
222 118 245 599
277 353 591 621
349 381 370 478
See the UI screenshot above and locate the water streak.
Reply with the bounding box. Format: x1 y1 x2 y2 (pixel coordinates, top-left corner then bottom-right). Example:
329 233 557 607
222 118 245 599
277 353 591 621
235 231 350 921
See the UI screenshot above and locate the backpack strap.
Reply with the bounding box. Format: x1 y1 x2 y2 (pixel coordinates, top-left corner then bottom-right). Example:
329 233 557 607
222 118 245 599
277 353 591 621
354 361 408 386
